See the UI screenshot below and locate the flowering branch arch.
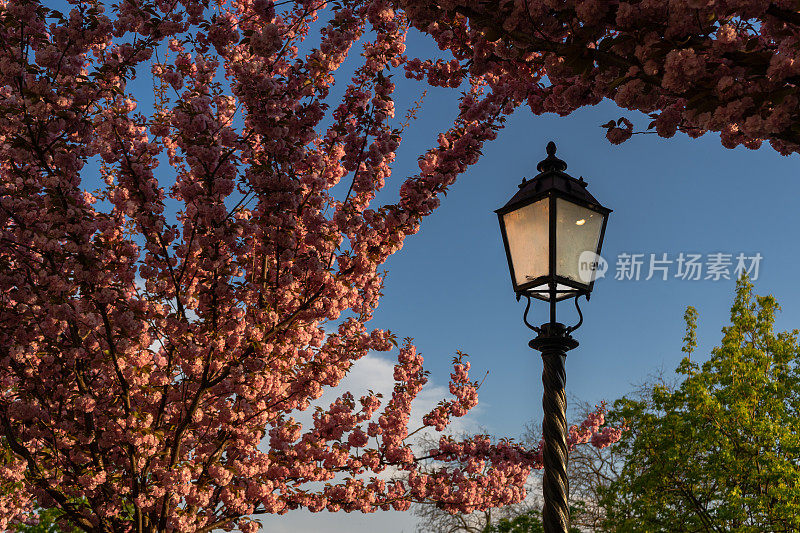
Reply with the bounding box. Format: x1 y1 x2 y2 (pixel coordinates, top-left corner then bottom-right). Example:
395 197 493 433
396 0 800 152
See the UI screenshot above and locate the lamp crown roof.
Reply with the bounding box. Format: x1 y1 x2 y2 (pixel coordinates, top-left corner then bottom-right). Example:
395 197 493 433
497 142 611 214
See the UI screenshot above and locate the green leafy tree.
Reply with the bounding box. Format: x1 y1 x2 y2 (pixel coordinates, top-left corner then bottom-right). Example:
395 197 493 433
482 507 582 533
9 508 78 533
600 277 800 532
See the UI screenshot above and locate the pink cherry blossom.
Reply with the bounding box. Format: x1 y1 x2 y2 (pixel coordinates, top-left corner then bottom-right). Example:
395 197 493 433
396 0 800 155
0 0 623 530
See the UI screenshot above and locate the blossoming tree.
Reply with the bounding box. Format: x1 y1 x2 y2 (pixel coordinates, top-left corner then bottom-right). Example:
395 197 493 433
0 0 625 531
396 0 800 153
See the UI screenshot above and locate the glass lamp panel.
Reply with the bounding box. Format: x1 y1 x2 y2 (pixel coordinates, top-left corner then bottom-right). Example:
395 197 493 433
555 198 604 286
556 283 577 296
529 283 578 301
528 283 548 301
502 198 549 288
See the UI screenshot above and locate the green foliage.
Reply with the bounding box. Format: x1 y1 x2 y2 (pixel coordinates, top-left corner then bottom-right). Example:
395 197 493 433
11 509 77 533
600 277 800 532
482 507 582 533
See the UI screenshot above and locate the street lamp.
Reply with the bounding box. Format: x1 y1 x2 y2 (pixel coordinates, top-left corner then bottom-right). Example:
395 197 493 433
495 142 611 533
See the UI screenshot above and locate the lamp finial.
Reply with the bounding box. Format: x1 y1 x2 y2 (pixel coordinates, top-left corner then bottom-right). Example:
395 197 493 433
537 142 567 173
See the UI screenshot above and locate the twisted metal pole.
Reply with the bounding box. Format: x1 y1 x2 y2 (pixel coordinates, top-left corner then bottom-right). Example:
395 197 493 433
529 322 578 533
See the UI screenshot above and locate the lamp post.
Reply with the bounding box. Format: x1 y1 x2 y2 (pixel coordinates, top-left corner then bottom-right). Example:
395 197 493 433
495 142 611 533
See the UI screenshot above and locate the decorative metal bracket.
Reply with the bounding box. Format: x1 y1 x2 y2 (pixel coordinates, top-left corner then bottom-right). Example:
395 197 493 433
518 292 587 333
565 294 586 334
518 293 541 333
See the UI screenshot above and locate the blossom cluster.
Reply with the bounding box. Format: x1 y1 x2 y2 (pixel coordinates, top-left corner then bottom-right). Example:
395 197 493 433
394 0 800 155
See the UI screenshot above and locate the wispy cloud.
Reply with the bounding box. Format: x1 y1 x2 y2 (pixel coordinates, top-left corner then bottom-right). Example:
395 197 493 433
256 507 420 533
302 351 483 441
254 352 485 531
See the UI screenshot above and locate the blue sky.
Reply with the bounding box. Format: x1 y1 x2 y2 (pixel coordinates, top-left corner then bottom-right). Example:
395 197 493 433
260 92 800 532
51 2 800 529
356 49 800 433
374 96 800 440
262 63 800 532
